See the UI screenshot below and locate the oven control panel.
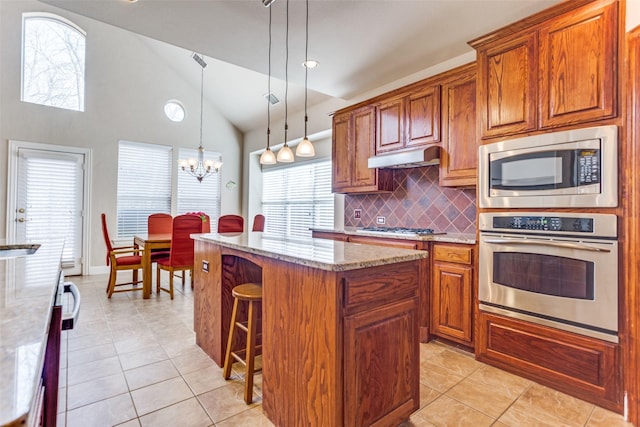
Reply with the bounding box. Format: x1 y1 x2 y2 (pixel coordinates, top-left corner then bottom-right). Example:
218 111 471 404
492 216 594 232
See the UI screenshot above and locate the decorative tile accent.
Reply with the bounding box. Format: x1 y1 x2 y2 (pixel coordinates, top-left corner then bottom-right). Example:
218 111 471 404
344 167 477 234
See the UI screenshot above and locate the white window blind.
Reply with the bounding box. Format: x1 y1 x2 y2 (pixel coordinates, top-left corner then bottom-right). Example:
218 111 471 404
176 148 222 230
261 160 334 243
22 13 86 111
117 141 172 238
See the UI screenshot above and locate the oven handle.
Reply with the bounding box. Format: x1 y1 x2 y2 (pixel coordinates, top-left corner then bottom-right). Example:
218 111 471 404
482 238 611 253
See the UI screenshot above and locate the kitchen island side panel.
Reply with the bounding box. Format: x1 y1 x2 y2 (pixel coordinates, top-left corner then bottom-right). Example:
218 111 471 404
194 240 224 364
261 259 343 427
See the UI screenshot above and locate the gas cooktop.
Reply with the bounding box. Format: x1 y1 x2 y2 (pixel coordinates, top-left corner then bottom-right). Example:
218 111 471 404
356 227 445 237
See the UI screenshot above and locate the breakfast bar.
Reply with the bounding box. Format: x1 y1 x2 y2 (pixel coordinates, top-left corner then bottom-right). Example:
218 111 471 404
192 232 429 427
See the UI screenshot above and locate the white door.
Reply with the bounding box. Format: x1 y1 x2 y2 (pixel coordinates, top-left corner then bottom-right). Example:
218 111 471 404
7 141 89 276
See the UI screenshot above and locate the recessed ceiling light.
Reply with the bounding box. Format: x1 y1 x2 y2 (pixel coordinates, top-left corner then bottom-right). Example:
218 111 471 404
302 60 319 69
126 0 139 3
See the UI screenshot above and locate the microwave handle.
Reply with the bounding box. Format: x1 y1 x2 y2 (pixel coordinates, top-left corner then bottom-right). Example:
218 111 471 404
482 238 611 253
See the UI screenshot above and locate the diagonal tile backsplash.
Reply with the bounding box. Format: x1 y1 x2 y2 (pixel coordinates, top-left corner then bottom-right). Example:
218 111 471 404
344 167 477 234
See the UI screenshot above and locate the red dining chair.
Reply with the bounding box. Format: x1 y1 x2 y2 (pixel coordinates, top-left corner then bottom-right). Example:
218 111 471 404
218 214 244 233
186 212 211 233
252 214 265 232
148 213 172 234
147 213 172 261
101 213 143 298
156 214 202 299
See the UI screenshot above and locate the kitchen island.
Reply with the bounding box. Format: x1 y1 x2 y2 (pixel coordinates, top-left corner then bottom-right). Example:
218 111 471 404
192 233 429 427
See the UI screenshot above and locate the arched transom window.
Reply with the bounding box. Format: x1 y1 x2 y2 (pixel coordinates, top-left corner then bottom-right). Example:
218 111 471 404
22 13 86 112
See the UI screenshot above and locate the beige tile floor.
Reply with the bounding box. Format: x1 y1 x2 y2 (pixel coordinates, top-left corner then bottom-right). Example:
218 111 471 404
57 273 633 427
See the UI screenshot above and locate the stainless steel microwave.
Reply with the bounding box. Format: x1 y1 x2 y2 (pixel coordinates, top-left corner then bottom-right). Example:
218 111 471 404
478 125 618 208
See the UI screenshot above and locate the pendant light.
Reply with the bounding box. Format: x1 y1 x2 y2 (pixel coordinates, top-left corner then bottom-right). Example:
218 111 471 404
178 53 223 182
276 0 294 163
296 0 315 157
259 6 277 165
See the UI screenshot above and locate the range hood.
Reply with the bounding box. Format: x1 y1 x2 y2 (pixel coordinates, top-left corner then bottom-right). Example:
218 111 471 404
367 145 440 169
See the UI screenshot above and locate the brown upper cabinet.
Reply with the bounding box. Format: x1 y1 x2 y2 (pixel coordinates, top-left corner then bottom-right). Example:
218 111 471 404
470 0 618 139
376 84 441 153
439 63 477 187
332 106 394 193
332 63 478 192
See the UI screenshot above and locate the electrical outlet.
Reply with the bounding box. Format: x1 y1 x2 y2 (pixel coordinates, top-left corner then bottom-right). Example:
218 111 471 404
376 216 386 225
354 209 362 219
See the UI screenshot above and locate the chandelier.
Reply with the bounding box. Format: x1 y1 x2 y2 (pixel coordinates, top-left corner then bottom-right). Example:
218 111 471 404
179 53 223 182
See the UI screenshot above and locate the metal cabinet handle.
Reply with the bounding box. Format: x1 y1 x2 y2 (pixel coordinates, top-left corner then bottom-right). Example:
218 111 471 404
483 238 611 253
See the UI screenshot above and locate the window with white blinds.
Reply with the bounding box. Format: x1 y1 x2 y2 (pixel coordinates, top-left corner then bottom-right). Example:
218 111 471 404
117 141 172 238
261 159 334 243
176 147 222 230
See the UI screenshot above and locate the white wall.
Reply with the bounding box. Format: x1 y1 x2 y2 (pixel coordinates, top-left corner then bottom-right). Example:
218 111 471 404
0 1 242 272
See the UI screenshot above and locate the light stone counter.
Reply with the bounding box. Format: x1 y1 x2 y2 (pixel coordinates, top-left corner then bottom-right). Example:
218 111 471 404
0 239 64 427
192 232 428 271
313 227 477 245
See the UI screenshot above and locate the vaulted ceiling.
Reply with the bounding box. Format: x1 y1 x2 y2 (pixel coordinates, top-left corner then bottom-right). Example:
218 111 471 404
40 0 561 133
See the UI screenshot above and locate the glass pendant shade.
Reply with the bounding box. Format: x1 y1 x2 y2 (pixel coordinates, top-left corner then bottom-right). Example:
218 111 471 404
260 147 276 164
296 137 315 157
276 144 294 162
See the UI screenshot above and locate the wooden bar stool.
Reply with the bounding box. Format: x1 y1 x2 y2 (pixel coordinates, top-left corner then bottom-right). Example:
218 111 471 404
223 282 263 404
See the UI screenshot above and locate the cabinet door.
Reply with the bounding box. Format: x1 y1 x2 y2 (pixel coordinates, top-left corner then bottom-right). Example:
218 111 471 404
376 96 405 153
440 67 477 187
539 0 617 128
344 297 419 426
332 112 351 192
432 262 473 344
479 32 538 138
407 85 441 147
352 106 378 187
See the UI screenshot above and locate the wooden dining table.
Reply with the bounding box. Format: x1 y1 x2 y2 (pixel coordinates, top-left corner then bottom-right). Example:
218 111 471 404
133 232 171 299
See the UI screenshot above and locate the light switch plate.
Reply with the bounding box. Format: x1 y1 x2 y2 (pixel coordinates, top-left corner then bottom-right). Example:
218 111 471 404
376 216 385 225
202 260 209 272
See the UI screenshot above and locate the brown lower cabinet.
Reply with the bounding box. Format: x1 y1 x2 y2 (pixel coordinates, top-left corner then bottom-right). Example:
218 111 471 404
430 243 474 346
313 231 431 341
313 232 477 345
476 311 621 413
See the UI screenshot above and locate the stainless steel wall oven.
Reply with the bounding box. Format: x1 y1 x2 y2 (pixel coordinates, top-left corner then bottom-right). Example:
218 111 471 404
478 212 618 343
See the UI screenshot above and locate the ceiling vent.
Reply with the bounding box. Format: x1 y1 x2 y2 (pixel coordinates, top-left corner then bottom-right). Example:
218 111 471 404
264 92 280 105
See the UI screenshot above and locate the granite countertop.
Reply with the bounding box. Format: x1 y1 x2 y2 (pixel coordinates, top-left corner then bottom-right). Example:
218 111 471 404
192 233 428 271
312 227 477 245
0 239 64 427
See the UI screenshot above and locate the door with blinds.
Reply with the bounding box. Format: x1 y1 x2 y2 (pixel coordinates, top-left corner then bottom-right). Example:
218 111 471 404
8 141 88 275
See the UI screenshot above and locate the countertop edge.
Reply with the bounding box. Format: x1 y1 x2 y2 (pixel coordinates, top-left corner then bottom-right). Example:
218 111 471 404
311 228 477 245
192 234 428 271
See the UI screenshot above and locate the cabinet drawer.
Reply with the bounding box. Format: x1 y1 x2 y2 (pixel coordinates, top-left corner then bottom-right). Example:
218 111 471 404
433 244 472 264
342 262 418 312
